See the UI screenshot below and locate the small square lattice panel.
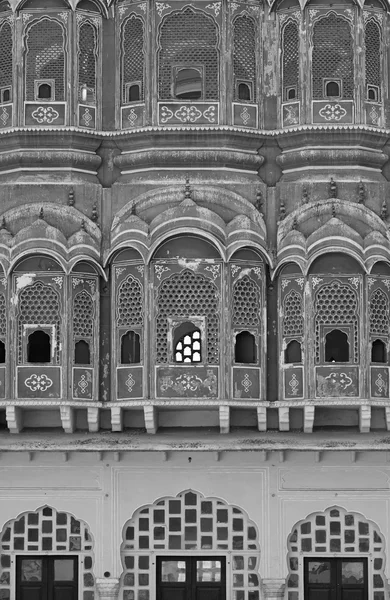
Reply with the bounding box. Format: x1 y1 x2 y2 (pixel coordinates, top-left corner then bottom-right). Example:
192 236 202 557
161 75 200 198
0 104 12 129
117 366 143 399
232 367 260 399
282 102 300 127
370 366 389 398
365 102 382 126
121 104 145 129
73 367 93 400
78 104 96 128
233 103 257 128
284 367 304 399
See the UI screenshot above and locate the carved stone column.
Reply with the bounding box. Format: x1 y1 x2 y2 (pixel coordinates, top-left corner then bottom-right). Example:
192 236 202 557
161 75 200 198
262 579 286 599
96 578 120 600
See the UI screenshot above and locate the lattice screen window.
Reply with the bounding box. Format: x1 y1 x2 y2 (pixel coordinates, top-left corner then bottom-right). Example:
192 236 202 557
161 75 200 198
73 290 94 364
156 269 219 364
283 290 303 337
312 13 354 100
158 7 219 100
365 19 381 101
120 490 261 600
17 281 61 364
282 20 299 101
0 506 96 600
314 280 358 363
78 20 98 104
0 293 6 363
0 21 12 102
233 15 256 102
116 274 144 365
25 18 65 101
233 275 260 328
121 15 144 103
286 506 386 600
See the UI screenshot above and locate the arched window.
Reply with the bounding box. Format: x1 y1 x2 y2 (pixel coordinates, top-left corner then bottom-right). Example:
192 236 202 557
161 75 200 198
0 292 6 364
0 340 5 364
121 15 144 104
121 330 140 364
74 340 91 365
174 322 201 363
0 21 12 104
78 20 98 104
325 80 340 98
325 329 349 362
158 7 219 100
312 13 353 100
365 19 381 102
282 20 299 101
233 15 256 102
27 330 51 363
235 331 256 363
285 339 301 364
25 18 66 102
174 67 202 100
372 339 386 363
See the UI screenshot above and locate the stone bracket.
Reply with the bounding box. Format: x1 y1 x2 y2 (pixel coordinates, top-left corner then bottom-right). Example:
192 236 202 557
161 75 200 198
144 406 157 434
87 407 99 433
111 407 123 432
359 405 371 433
219 405 230 434
304 405 315 433
6 406 22 434
278 407 289 431
60 406 75 434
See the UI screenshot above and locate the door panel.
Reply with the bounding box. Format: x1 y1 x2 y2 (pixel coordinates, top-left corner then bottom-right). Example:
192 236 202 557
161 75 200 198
307 591 332 600
342 592 365 600
53 589 78 600
17 556 78 600
304 558 368 600
157 556 226 600
196 588 222 600
19 590 44 600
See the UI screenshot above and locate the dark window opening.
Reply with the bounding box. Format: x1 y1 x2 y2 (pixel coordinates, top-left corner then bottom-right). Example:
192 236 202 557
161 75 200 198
325 80 340 97
74 340 91 365
128 84 140 102
238 82 251 101
286 86 296 100
367 85 379 102
38 83 52 99
27 330 51 363
235 331 256 363
325 329 349 363
174 68 202 100
121 331 141 364
372 339 386 363
174 322 201 363
0 340 5 364
304 557 367 600
1 88 10 103
285 340 301 364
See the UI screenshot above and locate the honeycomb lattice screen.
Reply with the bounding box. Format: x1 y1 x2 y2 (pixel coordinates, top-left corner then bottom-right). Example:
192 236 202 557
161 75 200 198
286 506 387 600
282 20 299 99
158 7 219 100
122 15 145 102
25 18 65 101
369 288 389 335
120 490 261 600
232 275 261 328
17 280 61 364
283 290 303 337
365 19 381 95
314 279 359 363
0 293 6 343
233 15 256 101
78 21 98 101
0 21 12 89
73 290 94 358
116 275 144 328
156 269 219 364
312 13 354 99
0 506 96 600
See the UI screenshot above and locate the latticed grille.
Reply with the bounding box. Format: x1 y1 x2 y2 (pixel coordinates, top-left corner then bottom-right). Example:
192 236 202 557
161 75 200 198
73 290 94 338
0 506 95 600
283 290 303 336
233 15 256 101
0 293 6 341
365 19 381 91
233 276 260 327
78 21 97 101
0 22 12 89
315 280 358 363
370 288 389 335
117 275 143 328
312 13 354 99
18 281 61 364
25 18 65 101
286 507 386 599
122 15 144 103
156 269 219 364
121 490 261 600
158 7 219 100
282 20 299 98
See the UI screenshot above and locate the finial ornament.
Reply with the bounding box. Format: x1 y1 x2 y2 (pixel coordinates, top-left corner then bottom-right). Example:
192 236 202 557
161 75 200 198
131 202 136 215
332 202 336 218
358 180 365 205
302 186 309 204
255 189 263 212
329 177 337 199
91 202 99 223
279 198 286 221
184 175 192 200
81 219 86 232
292 216 298 230
381 199 388 221
68 188 75 207
1 217 7 231
39 207 44 219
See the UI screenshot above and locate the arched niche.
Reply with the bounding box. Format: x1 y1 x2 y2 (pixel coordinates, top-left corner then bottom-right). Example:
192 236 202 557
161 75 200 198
309 253 363 275
153 236 221 260
280 262 303 276
77 0 101 11
14 255 63 272
71 261 99 274
0 505 96 599
20 0 69 8
230 247 264 262
286 506 387 600
120 490 262 600
371 261 390 276
112 248 144 263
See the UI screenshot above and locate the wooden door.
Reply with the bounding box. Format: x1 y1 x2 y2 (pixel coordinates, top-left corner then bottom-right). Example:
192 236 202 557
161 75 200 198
157 556 226 600
16 556 78 600
304 557 368 600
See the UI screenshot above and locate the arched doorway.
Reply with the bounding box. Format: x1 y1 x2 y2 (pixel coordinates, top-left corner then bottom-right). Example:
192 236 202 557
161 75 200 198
286 506 387 600
0 505 96 599
120 489 262 600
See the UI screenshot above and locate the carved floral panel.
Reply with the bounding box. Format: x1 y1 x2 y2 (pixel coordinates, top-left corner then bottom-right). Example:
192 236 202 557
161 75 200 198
121 104 145 129
0 103 12 129
17 366 61 399
117 366 143 399
284 367 304 399
232 366 260 399
370 366 389 398
315 366 359 398
158 102 219 126
156 366 218 398
25 103 66 126
73 367 93 400
312 100 354 124
233 103 257 128
78 104 96 129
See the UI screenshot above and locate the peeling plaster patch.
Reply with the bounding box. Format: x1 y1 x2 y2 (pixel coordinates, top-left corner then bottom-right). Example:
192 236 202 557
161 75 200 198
178 259 201 271
103 354 109 379
16 273 35 291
